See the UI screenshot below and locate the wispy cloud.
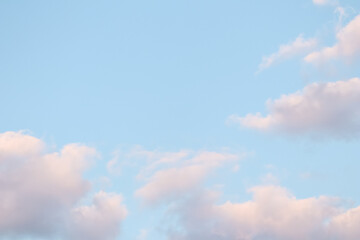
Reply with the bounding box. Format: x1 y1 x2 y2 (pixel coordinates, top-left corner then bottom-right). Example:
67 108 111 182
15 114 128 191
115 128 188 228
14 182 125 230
258 35 317 72
133 148 244 206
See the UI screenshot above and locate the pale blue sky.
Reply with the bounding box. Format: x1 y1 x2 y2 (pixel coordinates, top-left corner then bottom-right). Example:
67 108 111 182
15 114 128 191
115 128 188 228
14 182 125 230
1 1 360 239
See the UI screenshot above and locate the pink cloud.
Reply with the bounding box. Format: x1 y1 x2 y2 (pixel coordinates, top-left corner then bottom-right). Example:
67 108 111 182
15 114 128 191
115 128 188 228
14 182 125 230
167 185 360 240
229 78 360 138
0 131 127 239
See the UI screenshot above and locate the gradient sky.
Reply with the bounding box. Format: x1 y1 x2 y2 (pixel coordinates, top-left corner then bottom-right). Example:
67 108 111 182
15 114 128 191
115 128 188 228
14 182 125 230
1 0 360 239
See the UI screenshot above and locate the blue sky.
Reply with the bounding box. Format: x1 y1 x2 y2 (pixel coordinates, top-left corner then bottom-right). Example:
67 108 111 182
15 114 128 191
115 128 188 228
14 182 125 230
1 0 360 239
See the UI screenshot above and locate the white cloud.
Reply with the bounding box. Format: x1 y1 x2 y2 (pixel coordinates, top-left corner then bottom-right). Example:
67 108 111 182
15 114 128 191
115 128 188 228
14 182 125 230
134 148 242 205
258 35 317 72
229 78 360 138
313 0 338 6
305 14 360 64
0 131 127 239
167 185 360 240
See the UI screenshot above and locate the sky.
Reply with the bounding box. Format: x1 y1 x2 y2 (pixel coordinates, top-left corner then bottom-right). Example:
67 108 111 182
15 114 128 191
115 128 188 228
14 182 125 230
1 0 360 239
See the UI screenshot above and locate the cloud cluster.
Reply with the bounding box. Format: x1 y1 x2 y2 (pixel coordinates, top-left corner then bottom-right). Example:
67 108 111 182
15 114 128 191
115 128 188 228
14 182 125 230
0 131 127 240
230 78 360 138
133 147 242 205
168 185 360 240
305 14 360 64
130 149 360 239
258 35 317 72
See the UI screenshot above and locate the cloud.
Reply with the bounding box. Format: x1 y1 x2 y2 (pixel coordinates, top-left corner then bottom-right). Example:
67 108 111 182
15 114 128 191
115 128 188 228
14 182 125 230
258 35 317 72
305 14 360 64
312 0 338 6
107 150 123 176
167 185 360 240
134 148 242 205
136 229 149 240
106 146 192 178
329 206 360 239
229 78 360 138
0 131 127 240
69 191 127 240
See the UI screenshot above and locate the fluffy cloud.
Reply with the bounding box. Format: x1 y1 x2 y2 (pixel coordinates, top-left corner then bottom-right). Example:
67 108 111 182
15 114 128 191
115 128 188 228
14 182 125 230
69 191 127 240
305 14 360 64
329 206 360 239
167 185 360 240
258 35 317 72
0 131 127 239
229 78 360 138
134 148 241 205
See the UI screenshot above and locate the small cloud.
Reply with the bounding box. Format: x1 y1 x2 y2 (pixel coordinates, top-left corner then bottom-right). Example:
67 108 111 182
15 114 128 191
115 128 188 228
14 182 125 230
313 0 338 6
261 173 279 185
232 164 240 172
136 229 148 240
258 35 317 72
107 157 122 176
300 171 314 180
